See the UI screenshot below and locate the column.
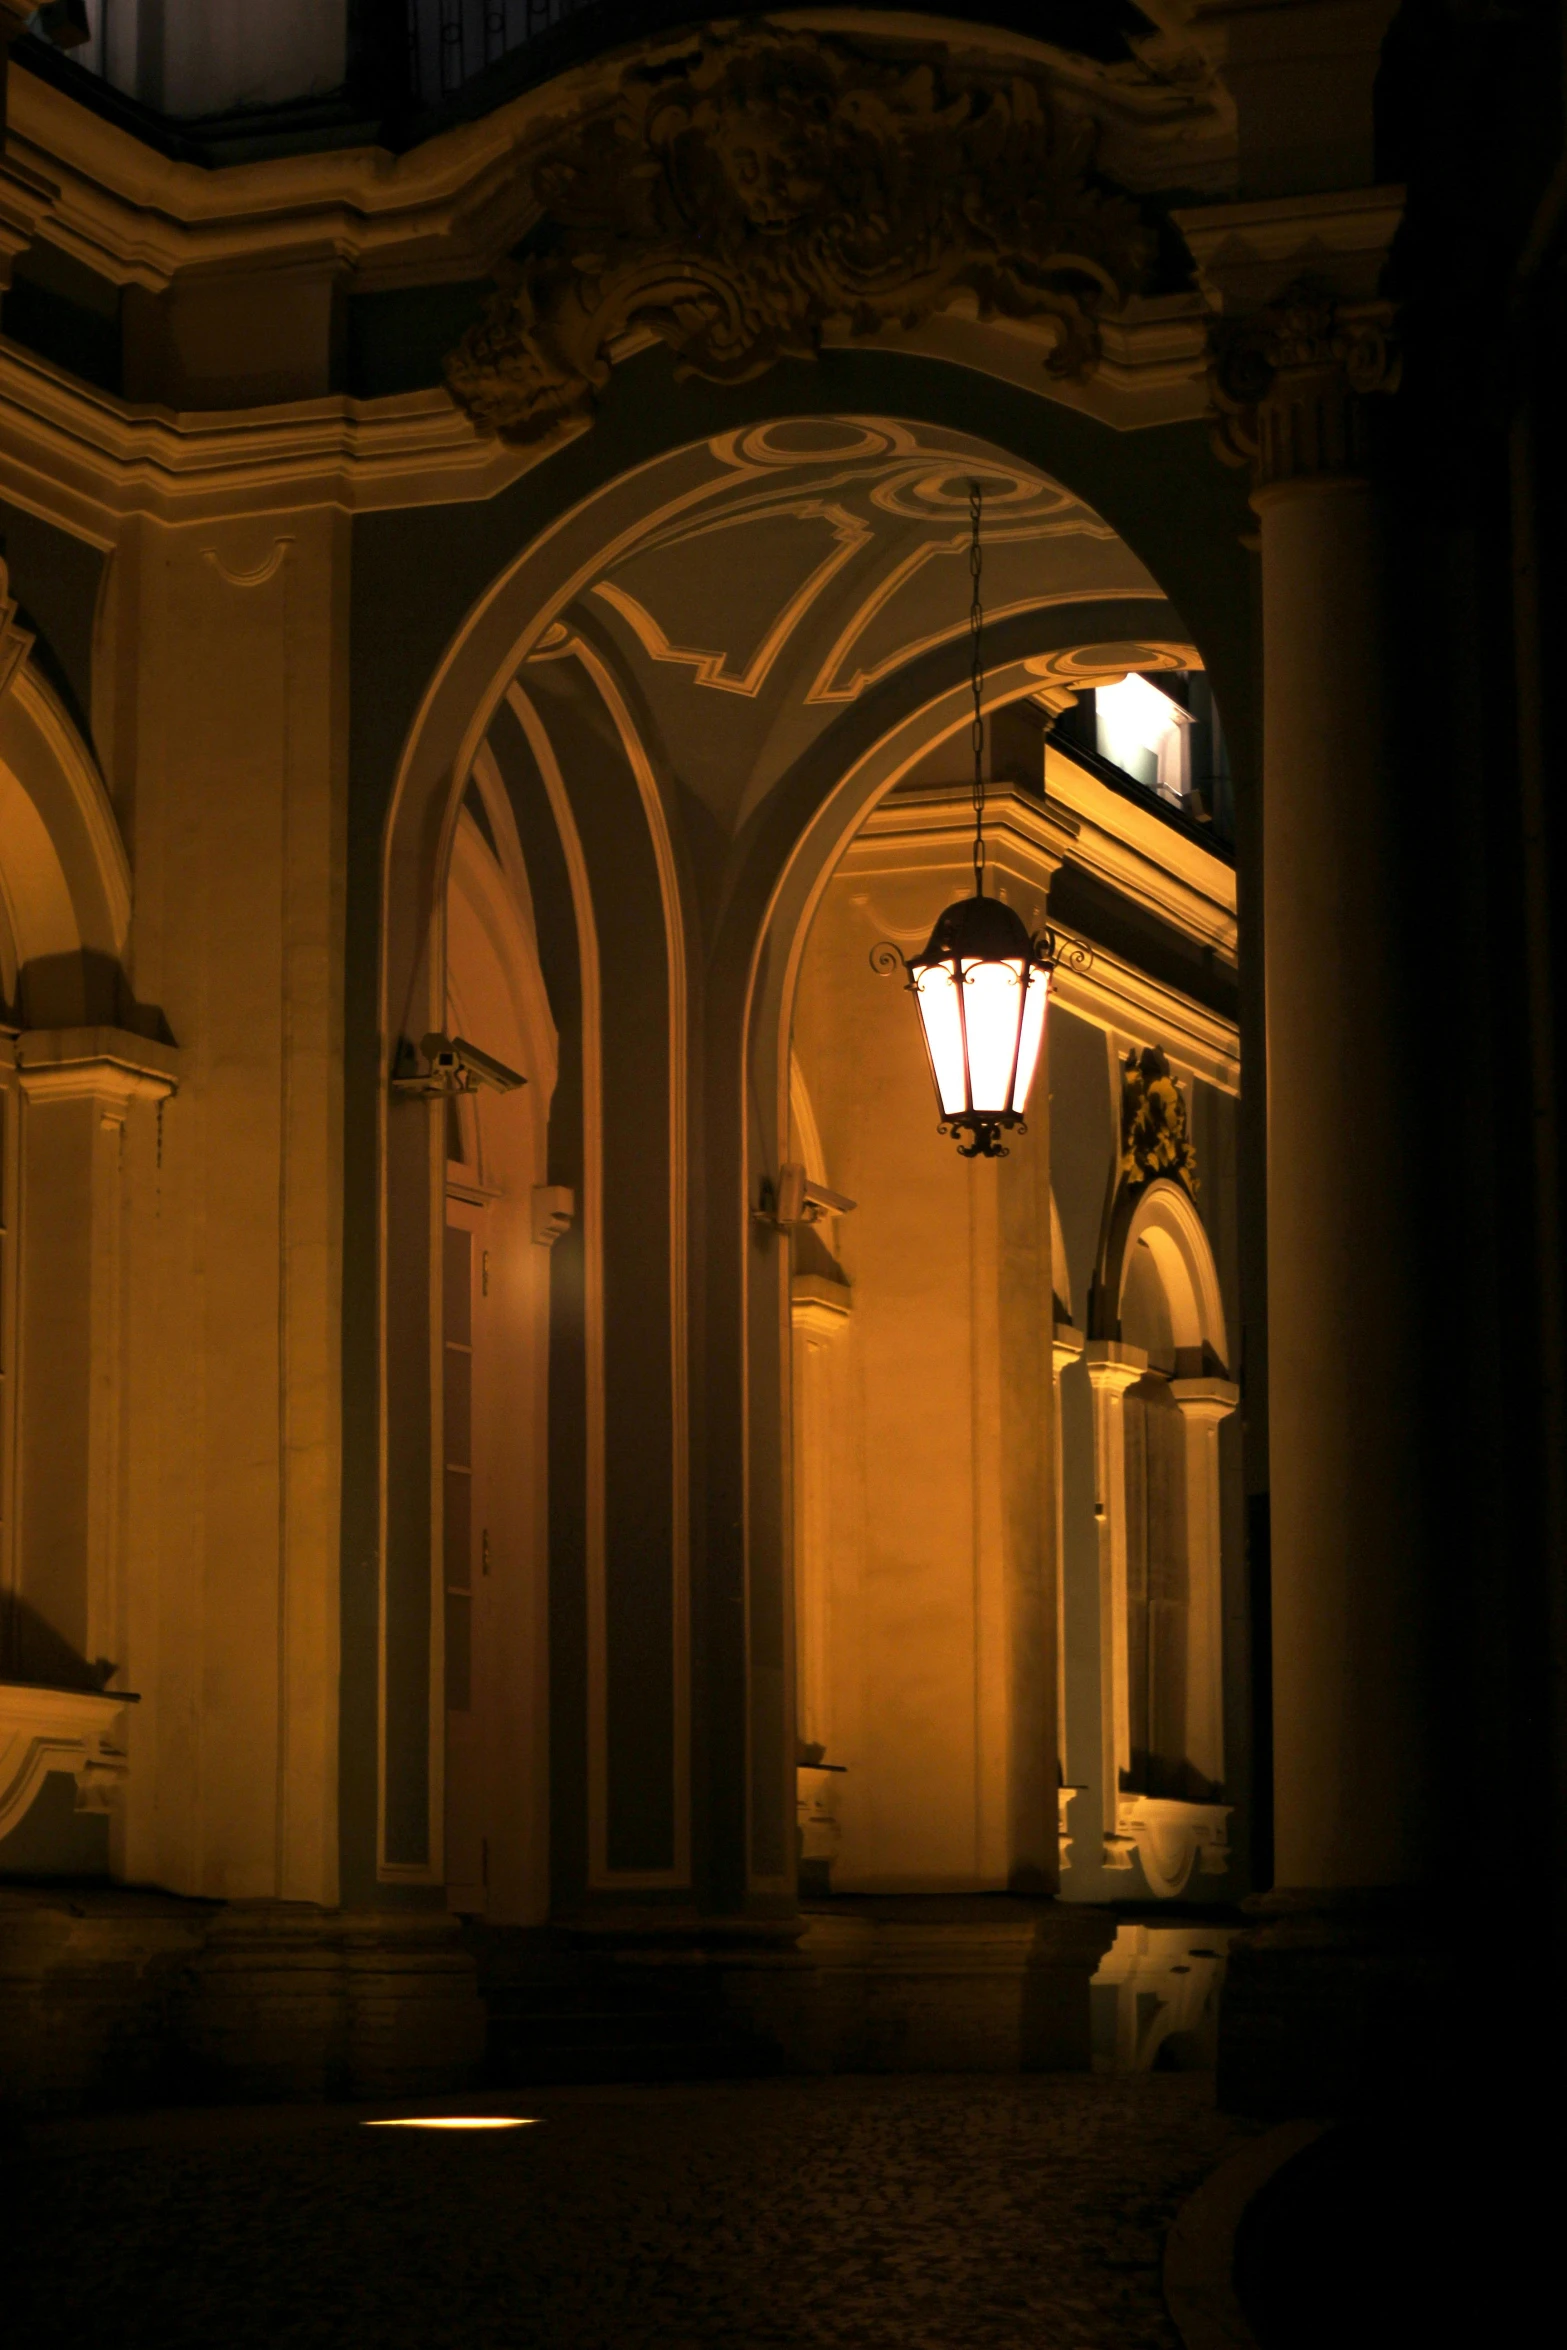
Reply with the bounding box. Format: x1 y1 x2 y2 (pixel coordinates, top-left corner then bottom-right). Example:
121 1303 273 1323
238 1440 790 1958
1081 1341 1147 1869
1201 254 1440 2109
791 1272 851 1887
1169 1377 1239 1793
1051 1323 1084 1867
1211 281 1428 1896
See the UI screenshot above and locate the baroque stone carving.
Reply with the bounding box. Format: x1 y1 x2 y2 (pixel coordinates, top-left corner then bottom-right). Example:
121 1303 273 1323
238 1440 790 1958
1208 274 1399 489
446 27 1149 443
1120 1044 1196 1191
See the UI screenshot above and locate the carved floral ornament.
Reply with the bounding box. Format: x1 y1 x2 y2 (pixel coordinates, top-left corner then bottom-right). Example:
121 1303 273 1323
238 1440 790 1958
1121 1044 1196 1193
1208 274 1400 491
445 26 1150 444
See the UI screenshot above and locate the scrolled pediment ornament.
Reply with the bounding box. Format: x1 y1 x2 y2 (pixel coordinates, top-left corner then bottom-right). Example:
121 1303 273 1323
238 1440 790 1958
1207 274 1400 490
445 27 1150 443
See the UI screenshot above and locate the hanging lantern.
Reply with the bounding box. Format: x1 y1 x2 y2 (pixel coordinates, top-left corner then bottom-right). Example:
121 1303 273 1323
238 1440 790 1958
873 481 1083 1159
903 892 1055 1158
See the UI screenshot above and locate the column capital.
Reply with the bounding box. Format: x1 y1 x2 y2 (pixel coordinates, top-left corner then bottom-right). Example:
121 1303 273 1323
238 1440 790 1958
1209 276 1399 493
1169 1376 1240 1427
16 1027 180 1114
1051 1322 1085 1381
791 1273 852 1346
1173 189 1405 495
1081 1339 1147 1396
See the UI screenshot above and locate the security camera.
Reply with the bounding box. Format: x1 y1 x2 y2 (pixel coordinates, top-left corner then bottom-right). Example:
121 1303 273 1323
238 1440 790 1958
756 1162 857 1228
434 1034 526 1094
392 1032 526 1097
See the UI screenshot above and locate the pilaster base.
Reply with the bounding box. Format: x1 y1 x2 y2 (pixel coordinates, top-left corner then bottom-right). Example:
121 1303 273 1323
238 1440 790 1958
0 1890 484 2113
481 1900 1119 2083
1215 1891 1455 2119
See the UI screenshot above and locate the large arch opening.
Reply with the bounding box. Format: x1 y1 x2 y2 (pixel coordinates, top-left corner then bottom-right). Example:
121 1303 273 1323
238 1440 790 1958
359 360 1252 1923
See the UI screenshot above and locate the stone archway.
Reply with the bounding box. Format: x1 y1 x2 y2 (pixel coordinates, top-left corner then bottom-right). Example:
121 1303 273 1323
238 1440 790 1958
350 343 1259 1908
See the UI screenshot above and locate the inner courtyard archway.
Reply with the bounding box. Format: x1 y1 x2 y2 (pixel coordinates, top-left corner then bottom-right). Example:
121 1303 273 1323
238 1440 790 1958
364 379 1253 1940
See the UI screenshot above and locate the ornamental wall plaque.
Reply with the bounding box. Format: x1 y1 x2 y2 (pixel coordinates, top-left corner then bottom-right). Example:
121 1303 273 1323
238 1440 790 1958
445 26 1150 444
1120 1043 1197 1192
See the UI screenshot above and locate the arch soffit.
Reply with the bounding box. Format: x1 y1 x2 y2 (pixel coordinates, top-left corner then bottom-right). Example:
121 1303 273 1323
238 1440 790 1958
377 397 1199 1063
1108 1175 1227 1370
0 661 130 978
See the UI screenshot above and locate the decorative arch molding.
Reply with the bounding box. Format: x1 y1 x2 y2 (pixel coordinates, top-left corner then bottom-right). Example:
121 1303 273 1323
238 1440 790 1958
1103 1173 1228 1376
1087 1177 1236 1896
0 659 131 1022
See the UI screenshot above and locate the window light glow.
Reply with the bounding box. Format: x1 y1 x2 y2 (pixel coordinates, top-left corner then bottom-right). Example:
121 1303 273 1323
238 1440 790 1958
363 2116 538 2130
1095 673 1193 803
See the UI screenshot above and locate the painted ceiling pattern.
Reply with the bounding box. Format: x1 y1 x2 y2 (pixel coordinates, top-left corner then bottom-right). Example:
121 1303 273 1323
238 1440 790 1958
535 417 1167 829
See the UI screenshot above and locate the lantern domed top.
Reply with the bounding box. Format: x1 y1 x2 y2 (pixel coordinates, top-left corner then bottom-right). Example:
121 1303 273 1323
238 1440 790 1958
916 891 1037 968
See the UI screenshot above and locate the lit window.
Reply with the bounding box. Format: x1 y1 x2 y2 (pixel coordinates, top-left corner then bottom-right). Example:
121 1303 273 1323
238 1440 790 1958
1094 675 1193 806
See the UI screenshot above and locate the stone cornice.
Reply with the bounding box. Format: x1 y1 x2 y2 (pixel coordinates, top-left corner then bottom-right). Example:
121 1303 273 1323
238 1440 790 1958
16 1024 179 1103
0 345 532 536
1173 184 1405 312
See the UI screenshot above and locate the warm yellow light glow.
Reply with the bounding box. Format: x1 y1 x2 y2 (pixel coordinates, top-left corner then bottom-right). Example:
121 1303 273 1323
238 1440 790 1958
362 2116 539 2130
962 957 1026 1112
1095 672 1191 801
1011 964 1048 1114
913 960 967 1115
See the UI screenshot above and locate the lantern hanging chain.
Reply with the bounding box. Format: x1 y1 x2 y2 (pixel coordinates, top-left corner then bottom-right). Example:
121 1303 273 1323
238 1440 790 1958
969 480 986 897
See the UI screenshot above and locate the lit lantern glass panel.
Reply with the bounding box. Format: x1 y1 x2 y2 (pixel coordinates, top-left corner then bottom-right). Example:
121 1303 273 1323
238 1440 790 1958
913 960 967 1116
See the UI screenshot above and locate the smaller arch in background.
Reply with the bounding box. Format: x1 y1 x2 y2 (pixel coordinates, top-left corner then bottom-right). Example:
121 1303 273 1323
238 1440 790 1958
1102 1175 1227 1378
0 663 132 1027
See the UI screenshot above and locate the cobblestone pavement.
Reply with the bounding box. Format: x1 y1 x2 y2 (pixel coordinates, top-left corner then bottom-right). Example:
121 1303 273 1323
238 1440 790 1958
6 2074 1257 2350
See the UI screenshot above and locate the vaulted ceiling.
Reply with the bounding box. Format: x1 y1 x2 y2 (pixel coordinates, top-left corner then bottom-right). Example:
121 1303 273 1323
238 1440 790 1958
525 414 1174 838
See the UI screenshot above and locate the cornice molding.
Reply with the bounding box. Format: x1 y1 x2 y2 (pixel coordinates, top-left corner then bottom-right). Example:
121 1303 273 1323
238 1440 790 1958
1173 184 1405 313
0 1679 135 1842
16 1024 179 1103
1042 742 1236 963
0 346 531 535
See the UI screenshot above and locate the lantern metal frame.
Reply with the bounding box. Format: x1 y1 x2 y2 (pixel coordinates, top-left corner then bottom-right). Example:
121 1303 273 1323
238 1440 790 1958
870 477 1088 1158
872 901 1088 1158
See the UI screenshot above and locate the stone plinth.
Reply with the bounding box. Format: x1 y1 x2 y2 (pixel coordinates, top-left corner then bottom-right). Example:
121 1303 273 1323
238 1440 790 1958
730 1898 1119 2075
0 1892 483 2113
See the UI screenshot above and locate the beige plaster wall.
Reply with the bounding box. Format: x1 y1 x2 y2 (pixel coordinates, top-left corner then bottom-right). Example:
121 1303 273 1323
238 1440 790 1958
790 837 1057 1894
96 505 349 1905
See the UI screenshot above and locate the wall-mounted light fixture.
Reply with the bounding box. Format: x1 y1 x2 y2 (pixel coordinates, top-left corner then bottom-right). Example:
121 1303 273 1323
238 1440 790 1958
873 482 1085 1160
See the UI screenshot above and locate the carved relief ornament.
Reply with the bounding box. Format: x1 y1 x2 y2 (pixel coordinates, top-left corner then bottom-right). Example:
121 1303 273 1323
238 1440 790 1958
1207 273 1399 491
445 27 1150 444
1121 1044 1196 1192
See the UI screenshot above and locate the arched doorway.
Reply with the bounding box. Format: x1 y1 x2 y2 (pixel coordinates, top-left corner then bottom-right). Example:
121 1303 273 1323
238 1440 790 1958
356 354 1255 1925
436 757 557 1922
